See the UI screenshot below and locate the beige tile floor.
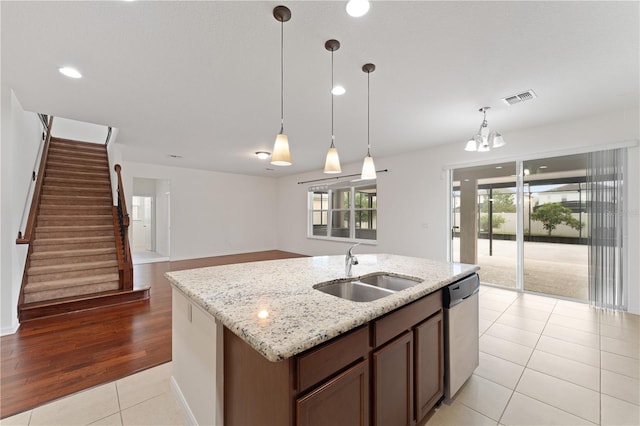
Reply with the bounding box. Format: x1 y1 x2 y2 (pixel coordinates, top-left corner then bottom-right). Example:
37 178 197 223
3 286 639 426
426 286 640 426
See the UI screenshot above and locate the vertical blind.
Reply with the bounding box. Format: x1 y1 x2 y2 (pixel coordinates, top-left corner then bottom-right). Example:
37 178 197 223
587 148 627 310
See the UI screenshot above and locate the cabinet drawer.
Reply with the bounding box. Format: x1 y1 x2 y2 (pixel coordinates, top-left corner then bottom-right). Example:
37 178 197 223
373 290 442 347
297 325 369 392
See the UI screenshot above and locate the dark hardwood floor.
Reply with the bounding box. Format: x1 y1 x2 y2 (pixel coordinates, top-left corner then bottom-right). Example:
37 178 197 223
0 250 306 419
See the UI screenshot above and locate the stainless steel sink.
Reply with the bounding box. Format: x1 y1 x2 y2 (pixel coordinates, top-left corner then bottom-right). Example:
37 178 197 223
358 273 422 291
314 274 422 302
315 281 395 302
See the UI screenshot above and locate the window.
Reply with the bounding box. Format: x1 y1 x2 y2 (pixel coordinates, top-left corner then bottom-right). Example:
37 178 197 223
308 180 377 242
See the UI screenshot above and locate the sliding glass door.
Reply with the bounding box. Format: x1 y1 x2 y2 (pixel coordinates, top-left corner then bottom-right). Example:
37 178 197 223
452 162 517 289
451 153 594 302
522 154 589 299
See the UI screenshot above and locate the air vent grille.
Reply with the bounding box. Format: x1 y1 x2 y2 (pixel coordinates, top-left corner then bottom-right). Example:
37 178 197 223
502 90 537 105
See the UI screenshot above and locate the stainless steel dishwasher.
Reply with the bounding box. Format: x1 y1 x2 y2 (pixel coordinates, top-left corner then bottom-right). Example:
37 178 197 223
443 273 480 399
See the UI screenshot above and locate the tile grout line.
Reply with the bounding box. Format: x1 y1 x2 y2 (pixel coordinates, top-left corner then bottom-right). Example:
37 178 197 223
115 380 124 426
496 293 556 425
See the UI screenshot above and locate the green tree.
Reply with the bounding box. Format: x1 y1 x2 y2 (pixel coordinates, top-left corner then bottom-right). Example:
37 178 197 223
479 214 505 232
531 202 582 236
480 192 516 213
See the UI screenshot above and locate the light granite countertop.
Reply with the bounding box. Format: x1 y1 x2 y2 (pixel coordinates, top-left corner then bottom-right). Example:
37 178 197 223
166 254 479 362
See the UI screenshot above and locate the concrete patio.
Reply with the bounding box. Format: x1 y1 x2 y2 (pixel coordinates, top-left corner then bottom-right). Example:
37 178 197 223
454 238 589 300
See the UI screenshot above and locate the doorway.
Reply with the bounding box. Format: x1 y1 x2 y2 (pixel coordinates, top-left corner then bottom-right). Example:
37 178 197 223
132 178 170 264
451 154 589 300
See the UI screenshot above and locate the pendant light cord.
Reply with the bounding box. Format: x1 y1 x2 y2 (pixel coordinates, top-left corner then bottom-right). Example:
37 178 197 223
367 70 371 156
331 50 335 148
280 20 284 133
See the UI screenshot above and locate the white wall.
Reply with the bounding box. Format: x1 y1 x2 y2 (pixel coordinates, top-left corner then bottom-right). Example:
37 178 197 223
276 107 640 314
50 116 109 144
155 179 171 257
119 159 278 261
0 88 44 334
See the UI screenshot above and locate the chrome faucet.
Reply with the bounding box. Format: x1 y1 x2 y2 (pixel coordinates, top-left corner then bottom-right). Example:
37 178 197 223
345 243 360 277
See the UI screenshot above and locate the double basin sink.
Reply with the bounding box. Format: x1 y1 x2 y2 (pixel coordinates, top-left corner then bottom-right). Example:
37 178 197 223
314 273 423 302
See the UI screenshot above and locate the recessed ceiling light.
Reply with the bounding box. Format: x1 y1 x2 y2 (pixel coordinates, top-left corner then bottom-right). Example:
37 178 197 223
331 85 346 96
495 166 503 169
255 151 271 160
58 67 82 79
539 165 548 169
346 0 370 17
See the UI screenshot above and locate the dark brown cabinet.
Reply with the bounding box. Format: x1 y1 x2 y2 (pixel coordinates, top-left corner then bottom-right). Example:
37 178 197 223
414 311 444 421
372 290 443 425
224 289 444 426
296 359 369 426
373 331 413 426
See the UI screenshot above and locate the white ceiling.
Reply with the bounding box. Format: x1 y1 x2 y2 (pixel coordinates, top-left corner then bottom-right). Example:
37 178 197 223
2 1 638 177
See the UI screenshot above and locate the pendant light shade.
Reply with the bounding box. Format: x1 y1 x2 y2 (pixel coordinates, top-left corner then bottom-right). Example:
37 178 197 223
324 39 342 174
272 134 291 165
271 6 292 166
361 154 376 180
361 63 376 180
324 146 341 173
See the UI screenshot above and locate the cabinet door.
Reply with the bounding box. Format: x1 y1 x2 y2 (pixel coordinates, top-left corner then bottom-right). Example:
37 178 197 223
296 359 369 426
373 331 413 426
414 310 444 422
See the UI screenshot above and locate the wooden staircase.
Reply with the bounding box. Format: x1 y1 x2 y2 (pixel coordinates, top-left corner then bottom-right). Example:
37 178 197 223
17 132 148 322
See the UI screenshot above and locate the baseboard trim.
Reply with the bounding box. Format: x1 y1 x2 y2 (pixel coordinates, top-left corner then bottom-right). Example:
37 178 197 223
170 376 198 426
1 322 20 336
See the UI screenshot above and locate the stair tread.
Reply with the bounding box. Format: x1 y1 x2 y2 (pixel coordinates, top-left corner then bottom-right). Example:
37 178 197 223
42 194 112 200
39 214 112 219
24 273 120 293
30 247 116 259
44 184 111 190
28 260 118 275
37 224 113 230
33 236 115 245
50 138 106 149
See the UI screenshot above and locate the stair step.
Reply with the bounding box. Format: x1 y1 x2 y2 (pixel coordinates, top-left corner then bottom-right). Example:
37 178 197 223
32 236 116 252
29 247 118 267
27 261 119 283
50 138 106 152
46 161 109 174
42 185 112 197
47 152 108 166
44 176 111 189
18 287 150 322
38 205 113 215
23 274 120 304
45 169 109 181
37 215 113 226
35 225 115 239
40 194 112 206
48 147 107 161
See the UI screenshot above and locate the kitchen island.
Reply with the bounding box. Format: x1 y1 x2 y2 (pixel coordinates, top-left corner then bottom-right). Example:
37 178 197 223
166 253 478 426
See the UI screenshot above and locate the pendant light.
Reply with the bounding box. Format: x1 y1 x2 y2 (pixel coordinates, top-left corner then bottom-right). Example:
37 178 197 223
361 63 376 180
464 106 506 152
323 39 342 174
271 6 292 166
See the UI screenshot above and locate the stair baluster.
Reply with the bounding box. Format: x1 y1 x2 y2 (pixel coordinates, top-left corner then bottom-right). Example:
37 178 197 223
114 164 133 289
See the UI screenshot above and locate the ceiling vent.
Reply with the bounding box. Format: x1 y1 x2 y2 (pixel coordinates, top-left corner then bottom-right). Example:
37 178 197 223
502 90 537 106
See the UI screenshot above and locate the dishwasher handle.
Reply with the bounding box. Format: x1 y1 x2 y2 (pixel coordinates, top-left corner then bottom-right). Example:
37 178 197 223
443 274 479 308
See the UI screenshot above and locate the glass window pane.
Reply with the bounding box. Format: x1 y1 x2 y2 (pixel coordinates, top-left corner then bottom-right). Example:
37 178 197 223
524 153 588 299
332 188 351 209
330 210 350 238
355 210 376 240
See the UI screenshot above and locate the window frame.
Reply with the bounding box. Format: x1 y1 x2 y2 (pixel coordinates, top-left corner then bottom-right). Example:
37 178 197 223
307 180 377 244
